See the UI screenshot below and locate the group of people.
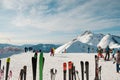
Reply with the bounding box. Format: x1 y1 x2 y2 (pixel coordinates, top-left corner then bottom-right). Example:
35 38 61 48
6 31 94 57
97 46 120 73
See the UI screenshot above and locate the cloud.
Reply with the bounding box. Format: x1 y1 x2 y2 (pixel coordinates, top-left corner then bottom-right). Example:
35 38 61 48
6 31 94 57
0 0 120 44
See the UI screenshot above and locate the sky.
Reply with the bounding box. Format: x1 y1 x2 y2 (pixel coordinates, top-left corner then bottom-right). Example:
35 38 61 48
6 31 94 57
0 0 120 45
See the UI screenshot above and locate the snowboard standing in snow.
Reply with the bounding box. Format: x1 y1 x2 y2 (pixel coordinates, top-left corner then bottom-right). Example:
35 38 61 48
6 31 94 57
50 68 57 80
39 52 45 80
63 62 67 80
5 58 10 80
32 53 37 80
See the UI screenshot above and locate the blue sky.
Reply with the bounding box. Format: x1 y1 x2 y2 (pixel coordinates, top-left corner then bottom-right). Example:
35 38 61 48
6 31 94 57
0 0 120 45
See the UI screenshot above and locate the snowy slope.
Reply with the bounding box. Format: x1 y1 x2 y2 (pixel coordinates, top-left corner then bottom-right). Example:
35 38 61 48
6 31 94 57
0 52 120 80
55 31 120 53
98 34 120 49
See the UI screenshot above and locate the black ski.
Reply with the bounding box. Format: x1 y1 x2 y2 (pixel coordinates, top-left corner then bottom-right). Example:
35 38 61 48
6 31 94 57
63 62 67 80
32 53 37 80
5 58 10 80
19 66 27 80
19 69 24 80
0 60 1 70
80 61 84 80
85 61 89 80
72 66 76 80
50 68 57 80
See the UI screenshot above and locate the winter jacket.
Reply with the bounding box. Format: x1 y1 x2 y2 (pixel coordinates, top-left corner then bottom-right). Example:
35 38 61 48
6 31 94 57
116 53 120 64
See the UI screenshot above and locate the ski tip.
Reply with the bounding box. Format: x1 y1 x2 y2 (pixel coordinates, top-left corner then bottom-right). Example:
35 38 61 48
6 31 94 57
80 61 84 64
7 58 10 62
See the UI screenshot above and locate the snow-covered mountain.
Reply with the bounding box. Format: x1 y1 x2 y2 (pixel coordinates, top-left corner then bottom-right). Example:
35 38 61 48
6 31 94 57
55 31 120 53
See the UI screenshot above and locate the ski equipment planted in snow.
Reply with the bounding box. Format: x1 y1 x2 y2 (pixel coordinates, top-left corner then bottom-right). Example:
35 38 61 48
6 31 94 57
39 52 44 80
80 61 84 80
50 68 57 80
0 60 1 70
76 71 80 80
32 53 37 80
94 55 99 80
5 58 10 80
85 61 89 80
19 65 27 80
68 61 72 80
63 62 67 80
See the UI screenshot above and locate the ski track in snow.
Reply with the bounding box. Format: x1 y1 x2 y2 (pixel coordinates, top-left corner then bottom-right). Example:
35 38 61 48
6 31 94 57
0 52 120 80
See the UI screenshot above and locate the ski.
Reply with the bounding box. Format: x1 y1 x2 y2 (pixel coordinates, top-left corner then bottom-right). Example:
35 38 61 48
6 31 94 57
0 60 1 70
5 58 10 80
23 66 27 80
50 68 57 80
75 70 80 80
80 61 84 80
32 53 37 80
85 61 89 80
68 61 72 80
63 62 67 80
72 66 76 80
19 69 24 80
39 52 43 80
94 55 99 80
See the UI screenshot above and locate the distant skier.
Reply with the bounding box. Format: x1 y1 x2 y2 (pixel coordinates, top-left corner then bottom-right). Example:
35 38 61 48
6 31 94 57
115 50 120 73
104 46 110 61
110 48 116 61
97 46 104 59
50 48 55 56
8 70 12 80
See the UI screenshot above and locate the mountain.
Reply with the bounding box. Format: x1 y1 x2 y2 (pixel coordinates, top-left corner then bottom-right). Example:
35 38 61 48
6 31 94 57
55 31 120 53
31 44 61 52
98 34 120 48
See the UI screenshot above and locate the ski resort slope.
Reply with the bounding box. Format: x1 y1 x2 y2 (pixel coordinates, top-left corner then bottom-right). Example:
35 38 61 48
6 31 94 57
1 52 120 80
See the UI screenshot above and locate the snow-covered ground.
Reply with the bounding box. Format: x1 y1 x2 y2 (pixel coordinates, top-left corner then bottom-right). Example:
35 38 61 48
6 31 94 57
0 52 120 80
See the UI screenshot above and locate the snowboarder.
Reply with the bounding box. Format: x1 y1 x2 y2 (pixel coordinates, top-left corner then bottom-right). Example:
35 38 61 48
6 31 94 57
104 46 110 61
115 50 120 73
97 46 104 59
50 48 55 56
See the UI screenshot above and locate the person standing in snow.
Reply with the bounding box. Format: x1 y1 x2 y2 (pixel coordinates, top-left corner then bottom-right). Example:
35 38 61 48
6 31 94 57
104 46 110 61
111 48 116 60
97 46 104 59
115 50 120 73
50 48 55 56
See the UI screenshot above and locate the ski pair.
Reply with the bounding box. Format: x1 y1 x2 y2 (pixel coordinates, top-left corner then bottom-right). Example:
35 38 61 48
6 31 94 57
32 52 45 80
63 61 76 80
80 61 89 80
19 65 27 80
50 68 57 80
94 55 102 80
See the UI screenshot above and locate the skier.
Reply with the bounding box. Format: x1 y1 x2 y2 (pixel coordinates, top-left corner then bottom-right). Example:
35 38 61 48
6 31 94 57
115 50 120 73
97 46 104 59
50 48 55 56
111 48 116 61
104 46 110 61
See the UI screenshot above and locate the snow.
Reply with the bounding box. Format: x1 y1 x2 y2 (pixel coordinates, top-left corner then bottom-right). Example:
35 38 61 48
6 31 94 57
55 32 120 53
0 52 120 80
